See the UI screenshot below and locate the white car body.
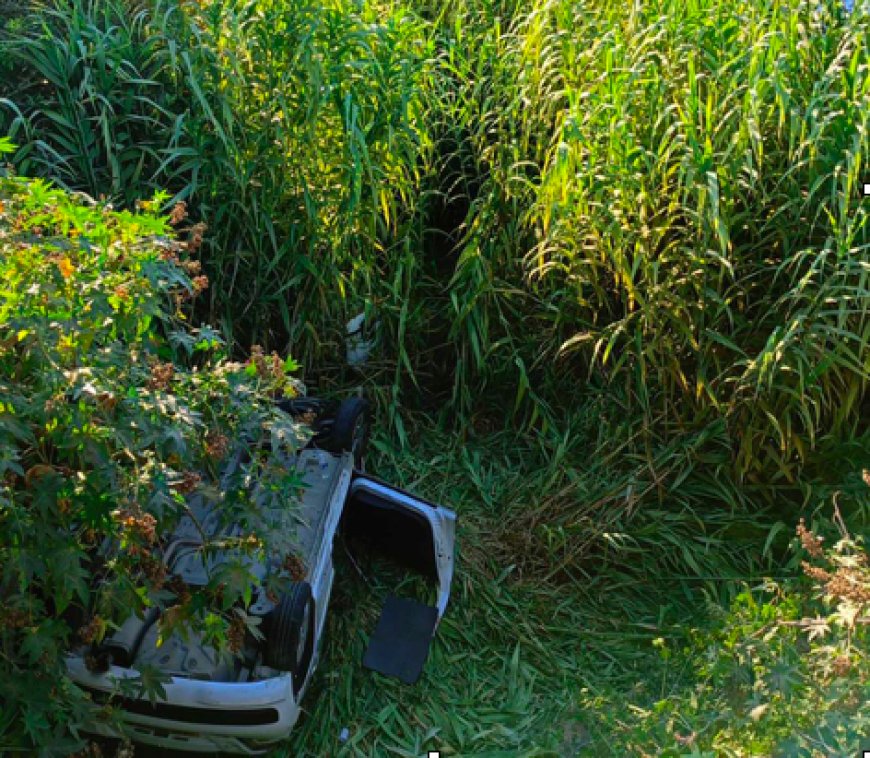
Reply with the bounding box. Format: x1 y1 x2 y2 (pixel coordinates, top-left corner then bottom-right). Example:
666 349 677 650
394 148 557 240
65 449 457 754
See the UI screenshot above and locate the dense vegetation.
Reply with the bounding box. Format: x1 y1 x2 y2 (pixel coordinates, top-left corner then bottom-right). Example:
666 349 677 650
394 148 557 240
0 137 313 750
0 0 868 754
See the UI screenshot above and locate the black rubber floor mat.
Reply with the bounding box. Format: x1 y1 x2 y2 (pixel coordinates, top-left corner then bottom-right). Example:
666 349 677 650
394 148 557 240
362 596 438 684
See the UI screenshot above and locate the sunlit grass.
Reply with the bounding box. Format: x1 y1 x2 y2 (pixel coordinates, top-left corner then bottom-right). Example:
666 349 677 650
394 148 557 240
1 0 868 752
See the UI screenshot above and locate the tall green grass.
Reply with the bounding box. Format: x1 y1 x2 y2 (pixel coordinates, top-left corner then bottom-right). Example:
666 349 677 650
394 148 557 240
2 0 867 545
1 2 869 751
419 0 869 478
1 0 434 387
524 0 869 481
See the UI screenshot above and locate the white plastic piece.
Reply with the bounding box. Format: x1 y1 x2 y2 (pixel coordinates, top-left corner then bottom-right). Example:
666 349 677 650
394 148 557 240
346 311 374 367
339 727 350 743
346 312 366 336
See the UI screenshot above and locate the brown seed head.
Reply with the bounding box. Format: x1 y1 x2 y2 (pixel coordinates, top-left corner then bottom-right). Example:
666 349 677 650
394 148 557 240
79 616 103 645
192 274 209 295
170 471 202 495
825 568 870 604
796 518 825 559
205 430 229 459
832 654 851 677
147 361 174 390
187 222 207 252
228 613 246 654
801 561 832 583
169 201 188 226
282 553 306 581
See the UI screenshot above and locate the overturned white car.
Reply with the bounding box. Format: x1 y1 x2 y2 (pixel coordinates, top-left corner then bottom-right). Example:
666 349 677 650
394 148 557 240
65 397 456 754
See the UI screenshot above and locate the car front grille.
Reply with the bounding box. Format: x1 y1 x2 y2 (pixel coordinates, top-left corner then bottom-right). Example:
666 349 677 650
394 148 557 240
82 686 281 726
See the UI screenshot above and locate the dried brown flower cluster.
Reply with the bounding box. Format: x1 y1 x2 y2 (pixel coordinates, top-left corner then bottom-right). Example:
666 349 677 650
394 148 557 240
168 201 188 226
147 361 174 390
211 582 227 608
797 513 870 609
173 271 209 306
187 222 207 253
43 393 63 414
227 613 246 654
96 391 118 413
249 344 286 382
183 258 202 276
191 274 209 295
78 615 103 644
160 604 186 632
136 553 167 589
170 470 202 495
802 562 870 604
282 552 306 581
165 575 191 606
2 608 30 630
84 650 111 674
205 429 229 459
250 344 268 377
113 508 157 544
158 241 183 265
824 568 870 604
796 518 824 558
24 464 57 489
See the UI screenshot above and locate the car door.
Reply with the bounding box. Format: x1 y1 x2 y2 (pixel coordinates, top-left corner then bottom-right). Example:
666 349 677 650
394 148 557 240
341 473 456 684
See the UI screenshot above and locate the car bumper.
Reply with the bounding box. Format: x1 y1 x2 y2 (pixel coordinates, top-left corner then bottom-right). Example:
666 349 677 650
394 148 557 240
66 657 299 755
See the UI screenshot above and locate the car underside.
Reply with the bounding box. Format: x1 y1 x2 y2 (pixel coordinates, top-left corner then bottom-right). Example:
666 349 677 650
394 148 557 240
64 399 456 754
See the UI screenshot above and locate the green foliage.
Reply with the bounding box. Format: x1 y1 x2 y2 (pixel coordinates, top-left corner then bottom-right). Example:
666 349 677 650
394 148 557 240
419 0 870 479
0 168 305 751
2 0 866 486
1 0 869 752
525 0 870 481
0 0 434 369
573 501 870 755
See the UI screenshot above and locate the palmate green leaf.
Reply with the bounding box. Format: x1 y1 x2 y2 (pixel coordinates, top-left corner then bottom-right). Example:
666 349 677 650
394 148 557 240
0 449 24 478
120 663 170 704
0 414 36 446
168 328 196 356
210 558 258 610
766 660 803 698
20 619 64 666
22 706 51 744
47 545 91 612
193 325 224 352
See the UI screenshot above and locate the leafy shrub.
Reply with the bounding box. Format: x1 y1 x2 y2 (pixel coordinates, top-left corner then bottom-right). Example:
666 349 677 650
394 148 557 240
573 492 870 755
0 0 434 372
0 138 306 751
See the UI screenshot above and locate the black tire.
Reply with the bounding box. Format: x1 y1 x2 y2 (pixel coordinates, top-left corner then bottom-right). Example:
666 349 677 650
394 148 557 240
323 396 369 469
262 583 314 684
275 397 324 417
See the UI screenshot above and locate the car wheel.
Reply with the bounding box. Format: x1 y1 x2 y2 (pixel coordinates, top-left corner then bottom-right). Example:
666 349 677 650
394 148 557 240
263 582 314 691
325 397 369 469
